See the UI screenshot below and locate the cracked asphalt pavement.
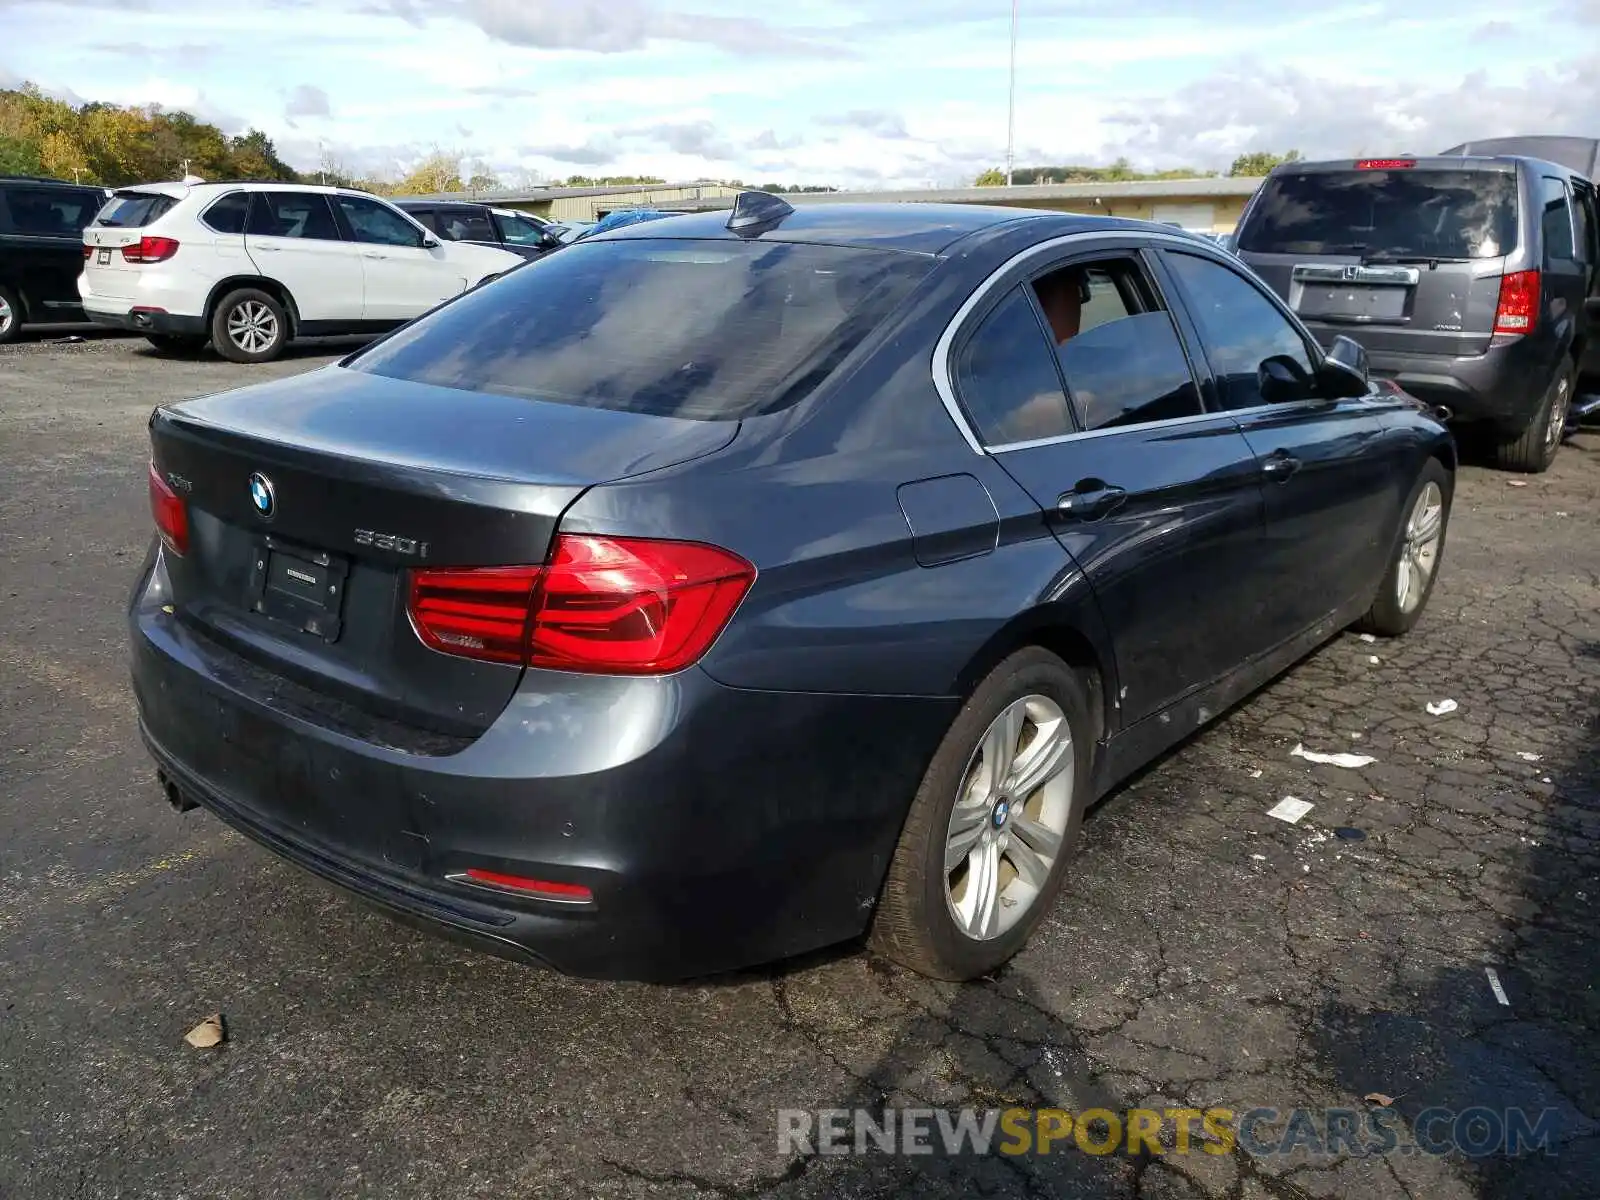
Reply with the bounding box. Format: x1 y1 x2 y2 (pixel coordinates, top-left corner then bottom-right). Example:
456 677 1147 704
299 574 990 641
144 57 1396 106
2 335 1597 1199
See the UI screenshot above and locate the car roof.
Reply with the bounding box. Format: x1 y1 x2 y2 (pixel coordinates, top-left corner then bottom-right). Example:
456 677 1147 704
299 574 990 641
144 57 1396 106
0 174 104 191
1271 154 1583 180
112 180 400 200
588 201 1156 256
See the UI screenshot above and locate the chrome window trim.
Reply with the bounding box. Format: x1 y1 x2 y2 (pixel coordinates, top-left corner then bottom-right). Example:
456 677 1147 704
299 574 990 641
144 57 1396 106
931 229 1292 455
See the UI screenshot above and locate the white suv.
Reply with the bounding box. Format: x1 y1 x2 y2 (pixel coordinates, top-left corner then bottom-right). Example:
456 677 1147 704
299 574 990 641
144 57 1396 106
79 181 524 362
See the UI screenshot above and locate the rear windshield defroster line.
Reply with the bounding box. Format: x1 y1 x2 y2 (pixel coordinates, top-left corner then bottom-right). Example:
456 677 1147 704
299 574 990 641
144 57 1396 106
345 238 934 421
1237 169 1518 260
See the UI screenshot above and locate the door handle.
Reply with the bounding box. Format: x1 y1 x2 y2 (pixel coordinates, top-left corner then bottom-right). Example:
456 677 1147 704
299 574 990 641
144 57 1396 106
1056 482 1127 520
362 252 385 260
1261 451 1302 481
253 244 279 252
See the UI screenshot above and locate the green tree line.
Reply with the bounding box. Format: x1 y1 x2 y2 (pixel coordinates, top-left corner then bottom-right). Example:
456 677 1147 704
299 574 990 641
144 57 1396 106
974 150 1301 186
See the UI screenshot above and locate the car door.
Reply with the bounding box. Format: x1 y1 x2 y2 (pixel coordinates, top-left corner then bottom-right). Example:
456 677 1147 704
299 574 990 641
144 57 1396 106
1156 247 1392 648
243 190 365 322
950 246 1267 726
2 184 102 319
1538 175 1588 372
1570 178 1600 382
331 194 469 322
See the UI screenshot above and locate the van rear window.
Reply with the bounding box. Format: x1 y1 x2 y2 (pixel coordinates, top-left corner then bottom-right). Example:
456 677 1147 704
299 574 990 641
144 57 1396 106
96 191 178 228
346 238 932 421
1237 169 1518 259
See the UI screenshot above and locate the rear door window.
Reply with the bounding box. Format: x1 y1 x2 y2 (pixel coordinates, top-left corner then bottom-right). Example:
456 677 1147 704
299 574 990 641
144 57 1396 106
348 239 933 420
8 187 100 236
955 286 1076 445
435 208 497 242
1163 251 1320 409
246 192 343 240
1540 176 1576 264
1237 168 1518 260
95 190 178 229
1029 257 1203 431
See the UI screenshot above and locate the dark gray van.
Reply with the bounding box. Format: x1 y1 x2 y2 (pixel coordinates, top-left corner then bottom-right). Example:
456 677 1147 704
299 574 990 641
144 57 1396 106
1234 148 1599 471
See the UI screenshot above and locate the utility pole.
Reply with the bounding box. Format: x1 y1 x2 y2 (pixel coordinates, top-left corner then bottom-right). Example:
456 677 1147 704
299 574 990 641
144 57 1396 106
1005 0 1018 186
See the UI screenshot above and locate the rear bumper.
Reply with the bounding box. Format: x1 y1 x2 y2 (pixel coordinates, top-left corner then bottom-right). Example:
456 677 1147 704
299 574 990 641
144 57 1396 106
129 548 954 980
1322 334 1554 427
84 306 207 337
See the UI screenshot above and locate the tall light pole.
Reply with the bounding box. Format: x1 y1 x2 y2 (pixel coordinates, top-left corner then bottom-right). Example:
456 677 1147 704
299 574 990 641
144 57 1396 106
1005 0 1018 186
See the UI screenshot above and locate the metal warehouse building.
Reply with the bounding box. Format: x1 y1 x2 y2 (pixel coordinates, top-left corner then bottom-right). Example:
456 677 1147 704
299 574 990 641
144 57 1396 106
397 176 1267 232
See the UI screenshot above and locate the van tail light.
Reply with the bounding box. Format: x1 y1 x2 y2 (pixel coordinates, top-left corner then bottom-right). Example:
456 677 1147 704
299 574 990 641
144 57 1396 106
148 462 189 556
1493 269 1540 336
407 535 756 674
123 236 180 264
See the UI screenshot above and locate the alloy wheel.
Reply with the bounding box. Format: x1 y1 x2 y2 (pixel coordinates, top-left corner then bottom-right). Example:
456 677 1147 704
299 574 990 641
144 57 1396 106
1545 374 1572 454
943 694 1075 941
227 301 278 355
1396 480 1444 614
0 293 14 338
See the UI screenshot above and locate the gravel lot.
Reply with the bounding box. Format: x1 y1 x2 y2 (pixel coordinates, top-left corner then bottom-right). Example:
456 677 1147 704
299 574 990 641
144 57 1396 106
2 334 1597 1200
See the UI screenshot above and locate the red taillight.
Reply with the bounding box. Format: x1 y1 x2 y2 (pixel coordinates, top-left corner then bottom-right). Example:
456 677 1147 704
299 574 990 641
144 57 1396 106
82 244 92 259
147 461 188 556
407 535 756 674
1494 269 1540 336
1355 159 1415 170
122 236 180 264
408 565 540 664
459 868 593 903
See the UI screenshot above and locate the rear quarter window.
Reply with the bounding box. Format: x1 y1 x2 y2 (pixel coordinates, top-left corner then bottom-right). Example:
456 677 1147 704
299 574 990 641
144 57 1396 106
1238 169 1518 260
96 190 179 229
346 238 933 421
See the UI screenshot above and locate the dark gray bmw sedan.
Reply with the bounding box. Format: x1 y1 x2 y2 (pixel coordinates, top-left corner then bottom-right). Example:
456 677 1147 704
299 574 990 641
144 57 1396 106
132 193 1454 981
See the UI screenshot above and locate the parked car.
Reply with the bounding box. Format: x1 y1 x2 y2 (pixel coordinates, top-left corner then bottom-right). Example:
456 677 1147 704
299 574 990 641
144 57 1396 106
132 195 1453 982
0 174 109 343
79 181 524 362
1233 151 1599 471
393 198 562 260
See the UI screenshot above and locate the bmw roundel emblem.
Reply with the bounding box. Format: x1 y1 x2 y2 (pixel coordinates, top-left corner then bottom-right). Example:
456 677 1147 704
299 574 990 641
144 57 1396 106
248 471 276 519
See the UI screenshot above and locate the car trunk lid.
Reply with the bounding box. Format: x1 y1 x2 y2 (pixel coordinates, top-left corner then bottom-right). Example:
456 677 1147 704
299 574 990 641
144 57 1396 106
83 186 186 299
149 365 737 737
1236 163 1519 357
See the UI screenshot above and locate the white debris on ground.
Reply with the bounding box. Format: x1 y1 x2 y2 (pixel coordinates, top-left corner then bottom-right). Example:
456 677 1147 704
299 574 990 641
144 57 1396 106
1291 743 1377 769
1425 699 1459 716
1268 797 1315 825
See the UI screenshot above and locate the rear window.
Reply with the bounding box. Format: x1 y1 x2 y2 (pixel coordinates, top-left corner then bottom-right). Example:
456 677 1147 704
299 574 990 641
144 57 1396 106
96 190 179 228
1237 169 1518 260
347 238 933 420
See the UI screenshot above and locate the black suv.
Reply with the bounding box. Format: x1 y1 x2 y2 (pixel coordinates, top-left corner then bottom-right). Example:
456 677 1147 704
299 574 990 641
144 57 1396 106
393 199 561 260
0 175 110 344
1233 145 1599 471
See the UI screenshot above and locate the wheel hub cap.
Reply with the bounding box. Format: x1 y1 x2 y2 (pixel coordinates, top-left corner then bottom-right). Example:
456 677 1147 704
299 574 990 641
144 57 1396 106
1396 480 1444 614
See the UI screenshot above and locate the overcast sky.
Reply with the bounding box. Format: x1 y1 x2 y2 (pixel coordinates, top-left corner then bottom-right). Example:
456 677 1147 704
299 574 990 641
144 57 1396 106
2 0 1596 187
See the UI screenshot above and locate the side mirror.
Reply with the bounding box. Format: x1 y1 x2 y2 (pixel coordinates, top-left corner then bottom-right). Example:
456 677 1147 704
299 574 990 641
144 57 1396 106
1318 335 1370 397
422 235 440 249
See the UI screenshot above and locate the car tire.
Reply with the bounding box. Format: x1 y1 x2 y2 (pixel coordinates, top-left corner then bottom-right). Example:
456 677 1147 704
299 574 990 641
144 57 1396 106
1355 457 1452 638
144 333 206 356
211 288 289 363
869 646 1094 980
0 283 23 345
1492 360 1574 473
